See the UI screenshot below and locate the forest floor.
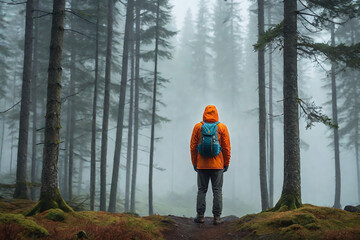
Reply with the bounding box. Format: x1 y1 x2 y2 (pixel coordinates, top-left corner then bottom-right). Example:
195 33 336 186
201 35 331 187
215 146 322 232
0 198 360 239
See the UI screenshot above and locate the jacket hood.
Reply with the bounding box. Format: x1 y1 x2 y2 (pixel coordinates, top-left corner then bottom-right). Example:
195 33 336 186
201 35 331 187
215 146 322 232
203 105 219 122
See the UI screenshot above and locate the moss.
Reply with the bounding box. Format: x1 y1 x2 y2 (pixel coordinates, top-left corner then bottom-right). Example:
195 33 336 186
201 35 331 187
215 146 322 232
26 188 73 216
0 213 49 237
271 193 302 212
231 205 360 240
305 223 320 230
45 208 66 222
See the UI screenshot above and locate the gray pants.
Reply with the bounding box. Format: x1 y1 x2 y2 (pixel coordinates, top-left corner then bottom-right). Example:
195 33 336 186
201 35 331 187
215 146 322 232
196 169 223 217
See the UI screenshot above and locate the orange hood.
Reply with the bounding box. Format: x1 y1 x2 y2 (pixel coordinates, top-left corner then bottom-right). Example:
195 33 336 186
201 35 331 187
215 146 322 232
203 105 219 122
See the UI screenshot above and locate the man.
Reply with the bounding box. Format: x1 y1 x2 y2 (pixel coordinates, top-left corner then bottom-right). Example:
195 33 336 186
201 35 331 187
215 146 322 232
190 105 231 225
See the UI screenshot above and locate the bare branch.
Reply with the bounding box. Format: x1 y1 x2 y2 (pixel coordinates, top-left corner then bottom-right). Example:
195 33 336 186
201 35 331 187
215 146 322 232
0 100 21 114
64 28 94 40
0 0 26 5
65 9 96 25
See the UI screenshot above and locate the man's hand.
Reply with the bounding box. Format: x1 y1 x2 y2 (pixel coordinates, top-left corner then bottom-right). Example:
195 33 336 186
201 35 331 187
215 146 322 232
223 166 228 173
193 165 198 172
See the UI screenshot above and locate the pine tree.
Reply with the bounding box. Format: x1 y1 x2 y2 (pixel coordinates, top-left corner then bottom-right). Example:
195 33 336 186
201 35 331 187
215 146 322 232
212 0 242 109
130 0 142 213
336 18 360 204
100 0 114 211
256 0 360 210
192 0 211 96
13 0 34 200
108 0 135 213
27 0 72 215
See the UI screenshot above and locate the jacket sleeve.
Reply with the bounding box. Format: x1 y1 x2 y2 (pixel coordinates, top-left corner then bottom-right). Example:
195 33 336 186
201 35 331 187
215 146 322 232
221 124 231 167
190 123 200 166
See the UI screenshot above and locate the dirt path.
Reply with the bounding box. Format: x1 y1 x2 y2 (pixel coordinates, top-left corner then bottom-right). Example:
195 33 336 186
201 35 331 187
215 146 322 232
163 215 239 240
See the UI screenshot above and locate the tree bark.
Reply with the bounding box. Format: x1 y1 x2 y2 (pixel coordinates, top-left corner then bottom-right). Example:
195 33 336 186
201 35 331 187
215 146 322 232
257 0 269 211
350 23 360 204
62 93 71 200
100 0 114 212
330 23 341 209
130 0 141 213
125 24 135 212
0 101 5 172
356 128 360 204
30 0 39 201
27 0 72 215
273 0 302 211
77 156 83 193
268 5 274 209
10 66 18 176
90 0 100 211
148 0 160 216
68 47 76 201
108 0 134 213
14 0 34 200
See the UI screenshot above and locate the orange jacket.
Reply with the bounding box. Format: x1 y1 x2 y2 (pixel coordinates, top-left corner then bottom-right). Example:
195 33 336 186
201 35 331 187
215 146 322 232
190 105 231 169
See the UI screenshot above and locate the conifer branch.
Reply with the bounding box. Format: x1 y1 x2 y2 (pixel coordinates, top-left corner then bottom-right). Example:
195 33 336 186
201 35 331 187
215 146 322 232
254 20 284 51
297 98 338 129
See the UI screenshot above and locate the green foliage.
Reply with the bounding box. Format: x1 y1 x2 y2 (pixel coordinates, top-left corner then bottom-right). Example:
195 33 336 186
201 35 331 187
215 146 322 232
305 0 360 24
254 21 284 51
297 98 338 129
298 39 360 68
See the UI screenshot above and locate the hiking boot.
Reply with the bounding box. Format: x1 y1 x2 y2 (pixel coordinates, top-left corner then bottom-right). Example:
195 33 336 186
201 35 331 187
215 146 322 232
194 214 205 223
213 216 223 225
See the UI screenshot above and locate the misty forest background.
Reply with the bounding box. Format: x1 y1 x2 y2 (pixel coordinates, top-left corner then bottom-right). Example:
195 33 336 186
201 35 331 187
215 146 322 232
0 0 360 217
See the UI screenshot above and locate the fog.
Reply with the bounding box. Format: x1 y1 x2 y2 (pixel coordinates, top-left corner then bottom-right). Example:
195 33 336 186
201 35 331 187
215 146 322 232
0 0 359 218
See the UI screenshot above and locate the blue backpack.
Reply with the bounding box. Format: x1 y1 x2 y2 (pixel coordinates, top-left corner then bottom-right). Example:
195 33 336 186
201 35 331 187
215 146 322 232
197 121 221 157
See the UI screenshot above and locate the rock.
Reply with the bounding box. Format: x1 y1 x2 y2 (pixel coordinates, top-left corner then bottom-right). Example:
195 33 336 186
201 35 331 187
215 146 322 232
344 205 360 213
74 230 89 239
45 208 66 222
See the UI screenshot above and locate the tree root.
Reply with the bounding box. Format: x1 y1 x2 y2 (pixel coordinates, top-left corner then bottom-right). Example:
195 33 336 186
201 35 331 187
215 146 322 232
268 193 302 212
26 188 73 216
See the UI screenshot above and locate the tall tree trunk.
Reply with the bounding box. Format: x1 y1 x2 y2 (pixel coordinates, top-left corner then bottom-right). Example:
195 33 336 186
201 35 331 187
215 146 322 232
108 0 134 213
273 0 302 211
27 0 72 215
356 123 360 203
31 0 39 201
148 0 160 216
10 66 18 176
268 5 274 208
331 23 341 209
257 0 269 211
352 23 360 204
63 94 71 200
14 0 34 199
68 48 76 201
100 0 114 212
130 0 141 213
77 158 83 193
230 0 236 110
0 101 6 172
125 26 135 212
90 0 100 211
